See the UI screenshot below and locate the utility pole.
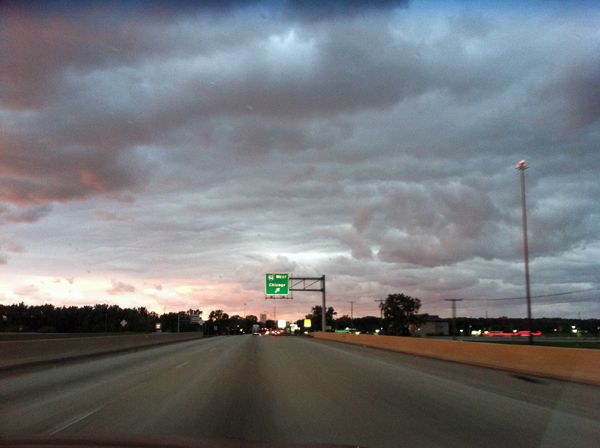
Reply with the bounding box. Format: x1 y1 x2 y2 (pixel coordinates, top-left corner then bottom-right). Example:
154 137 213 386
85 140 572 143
444 299 463 340
516 160 534 345
374 299 384 331
349 301 355 321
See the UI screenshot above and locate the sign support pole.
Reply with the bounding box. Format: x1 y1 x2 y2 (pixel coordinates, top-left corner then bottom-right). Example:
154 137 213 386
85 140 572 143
321 275 326 332
283 275 327 332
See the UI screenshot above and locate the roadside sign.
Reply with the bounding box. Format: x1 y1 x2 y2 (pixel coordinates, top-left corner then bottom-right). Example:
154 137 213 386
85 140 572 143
265 273 289 295
120 319 127 327
190 315 200 324
304 318 312 328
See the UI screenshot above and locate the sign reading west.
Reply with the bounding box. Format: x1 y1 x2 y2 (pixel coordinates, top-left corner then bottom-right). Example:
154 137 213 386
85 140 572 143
265 273 290 295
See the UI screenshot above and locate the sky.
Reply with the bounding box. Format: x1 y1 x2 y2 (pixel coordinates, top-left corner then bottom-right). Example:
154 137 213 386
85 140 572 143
1 0 599 321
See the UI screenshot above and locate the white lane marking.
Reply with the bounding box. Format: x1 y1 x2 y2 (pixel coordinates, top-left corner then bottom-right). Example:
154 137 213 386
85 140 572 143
175 361 189 369
49 407 101 435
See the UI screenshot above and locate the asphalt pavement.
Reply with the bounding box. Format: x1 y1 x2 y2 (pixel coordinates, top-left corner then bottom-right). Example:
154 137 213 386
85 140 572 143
1 335 599 447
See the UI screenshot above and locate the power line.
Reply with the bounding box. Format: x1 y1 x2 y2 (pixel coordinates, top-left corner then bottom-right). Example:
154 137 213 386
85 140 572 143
531 297 599 305
436 287 600 303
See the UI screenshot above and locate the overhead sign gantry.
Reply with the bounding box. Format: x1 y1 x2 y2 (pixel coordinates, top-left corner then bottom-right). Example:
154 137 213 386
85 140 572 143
265 273 327 332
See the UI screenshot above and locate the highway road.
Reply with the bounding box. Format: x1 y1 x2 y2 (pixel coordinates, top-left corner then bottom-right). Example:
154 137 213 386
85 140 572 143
1 335 599 447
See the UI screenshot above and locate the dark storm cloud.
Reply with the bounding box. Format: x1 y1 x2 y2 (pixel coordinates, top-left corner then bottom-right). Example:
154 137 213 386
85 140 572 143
0 0 408 19
544 58 600 130
277 0 409 22
1 1 599 318
0 0 256 17
0 136 147 205
0 2 415 208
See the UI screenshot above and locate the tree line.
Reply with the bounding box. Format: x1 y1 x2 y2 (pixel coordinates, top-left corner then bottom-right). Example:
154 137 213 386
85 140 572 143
0 303 284 335
303 294 600 336
2 296 597 335
0 303 240 334
0 303 159 333
301 293 422 335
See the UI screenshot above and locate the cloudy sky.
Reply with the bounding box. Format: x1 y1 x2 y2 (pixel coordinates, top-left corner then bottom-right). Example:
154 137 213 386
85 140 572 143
1 0 599 321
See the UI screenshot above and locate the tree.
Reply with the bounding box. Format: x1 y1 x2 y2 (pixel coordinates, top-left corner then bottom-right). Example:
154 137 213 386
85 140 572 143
209 309 228 321
208 309 230 334
306 306 336 331
241 315 258 333
160 311 201 332
354 316 381 334
381 293 421 336
335 314 353 330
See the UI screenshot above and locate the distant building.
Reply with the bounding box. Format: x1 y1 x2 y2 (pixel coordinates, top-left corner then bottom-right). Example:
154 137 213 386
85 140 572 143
417 314 449 336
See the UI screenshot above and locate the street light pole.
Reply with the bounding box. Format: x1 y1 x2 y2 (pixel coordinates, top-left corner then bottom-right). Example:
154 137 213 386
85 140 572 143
516 160 533 345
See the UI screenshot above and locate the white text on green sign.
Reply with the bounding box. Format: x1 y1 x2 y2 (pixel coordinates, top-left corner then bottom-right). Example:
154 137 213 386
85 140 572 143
266 273 289 295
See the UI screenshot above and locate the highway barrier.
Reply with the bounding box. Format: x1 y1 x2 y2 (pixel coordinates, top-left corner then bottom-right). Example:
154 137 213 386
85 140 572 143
312 332 600 385
0 332 203 372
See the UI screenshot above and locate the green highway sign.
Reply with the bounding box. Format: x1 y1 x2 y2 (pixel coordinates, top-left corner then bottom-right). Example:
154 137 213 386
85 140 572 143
265 273 289 295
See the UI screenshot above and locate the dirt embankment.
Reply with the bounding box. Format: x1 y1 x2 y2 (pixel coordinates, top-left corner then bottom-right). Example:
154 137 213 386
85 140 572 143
313 332 600 385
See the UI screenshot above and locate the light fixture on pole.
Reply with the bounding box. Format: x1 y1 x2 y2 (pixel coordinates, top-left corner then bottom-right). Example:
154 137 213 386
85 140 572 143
516 159 534 345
